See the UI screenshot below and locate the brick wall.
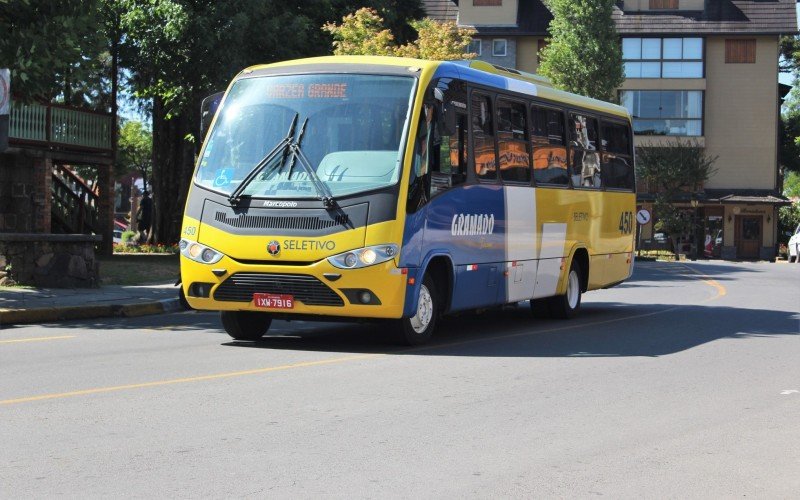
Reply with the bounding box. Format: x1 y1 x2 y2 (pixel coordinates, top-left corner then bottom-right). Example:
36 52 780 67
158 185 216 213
0 150 51 233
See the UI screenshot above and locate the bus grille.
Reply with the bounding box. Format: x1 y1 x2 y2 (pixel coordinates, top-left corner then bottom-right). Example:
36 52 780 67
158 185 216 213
213 273 344 306
214 212 349 231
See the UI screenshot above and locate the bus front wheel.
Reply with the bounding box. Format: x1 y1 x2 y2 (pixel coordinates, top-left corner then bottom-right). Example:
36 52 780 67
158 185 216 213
396 274 438 345
221 311 272 341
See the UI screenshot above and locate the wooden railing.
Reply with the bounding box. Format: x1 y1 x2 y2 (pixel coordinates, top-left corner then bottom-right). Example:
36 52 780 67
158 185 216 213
8 100 112 151
51 164 99 234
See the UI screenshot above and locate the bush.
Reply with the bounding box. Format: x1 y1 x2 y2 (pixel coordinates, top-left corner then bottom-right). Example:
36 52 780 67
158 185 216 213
114 243 179 254
121 230 137 243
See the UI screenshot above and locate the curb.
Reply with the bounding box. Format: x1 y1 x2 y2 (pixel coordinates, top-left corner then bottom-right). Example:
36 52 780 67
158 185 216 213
0 298 183 327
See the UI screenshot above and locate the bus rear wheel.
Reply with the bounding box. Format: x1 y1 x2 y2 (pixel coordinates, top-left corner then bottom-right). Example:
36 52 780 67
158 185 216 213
221 311 272 341
395 274 438 346
549 260 583 319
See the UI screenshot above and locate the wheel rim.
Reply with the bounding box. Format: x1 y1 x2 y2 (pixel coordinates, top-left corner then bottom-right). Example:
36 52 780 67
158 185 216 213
567 270 580 309
410 284 433 334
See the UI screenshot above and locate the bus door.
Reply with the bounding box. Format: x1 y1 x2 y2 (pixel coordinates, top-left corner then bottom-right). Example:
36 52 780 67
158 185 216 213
444 92 504 310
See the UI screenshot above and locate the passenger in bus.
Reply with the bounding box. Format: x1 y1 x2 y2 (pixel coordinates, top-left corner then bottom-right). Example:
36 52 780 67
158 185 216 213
571 115 601 188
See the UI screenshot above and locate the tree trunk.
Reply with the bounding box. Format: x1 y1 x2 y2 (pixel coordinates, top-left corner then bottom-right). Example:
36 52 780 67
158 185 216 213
151 97 199 243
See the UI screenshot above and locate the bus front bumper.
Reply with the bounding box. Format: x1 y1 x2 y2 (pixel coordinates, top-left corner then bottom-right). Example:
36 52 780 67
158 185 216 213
180 255 407 319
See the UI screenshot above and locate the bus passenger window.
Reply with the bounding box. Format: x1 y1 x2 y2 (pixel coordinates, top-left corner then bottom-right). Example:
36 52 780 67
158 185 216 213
471 94 496 180
569 113 601 188
497 99 530 183
600 122 634 190
531 106 568 186
441 114 467 186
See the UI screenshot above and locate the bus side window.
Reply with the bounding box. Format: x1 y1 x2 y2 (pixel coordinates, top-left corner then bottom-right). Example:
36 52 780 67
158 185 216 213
531 106 568 186
433 113 468 195
471 93 497 181
569 113 601 189
600 121 635 190
497 98 531 184
407 104 435 212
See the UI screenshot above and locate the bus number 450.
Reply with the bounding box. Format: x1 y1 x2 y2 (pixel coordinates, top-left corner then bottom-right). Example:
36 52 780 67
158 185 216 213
619 211 633 234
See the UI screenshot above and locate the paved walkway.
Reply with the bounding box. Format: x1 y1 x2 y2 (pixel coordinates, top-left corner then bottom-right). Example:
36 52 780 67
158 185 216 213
0 283 182 326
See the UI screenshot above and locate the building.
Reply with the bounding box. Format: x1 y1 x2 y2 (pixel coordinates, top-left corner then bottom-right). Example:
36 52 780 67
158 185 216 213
424 0 797 260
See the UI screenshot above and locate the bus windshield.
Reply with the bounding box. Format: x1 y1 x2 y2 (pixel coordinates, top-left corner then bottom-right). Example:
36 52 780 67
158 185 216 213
195 73 416 199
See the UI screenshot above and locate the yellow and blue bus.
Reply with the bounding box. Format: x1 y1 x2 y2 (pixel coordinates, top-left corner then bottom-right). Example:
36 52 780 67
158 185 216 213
179 56 636 345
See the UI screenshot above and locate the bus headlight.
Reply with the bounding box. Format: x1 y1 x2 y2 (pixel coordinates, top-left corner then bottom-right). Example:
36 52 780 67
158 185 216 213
328 244 399 269
180 239 224 264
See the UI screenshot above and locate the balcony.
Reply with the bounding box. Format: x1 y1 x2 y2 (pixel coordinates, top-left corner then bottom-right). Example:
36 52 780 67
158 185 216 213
8 100 112 152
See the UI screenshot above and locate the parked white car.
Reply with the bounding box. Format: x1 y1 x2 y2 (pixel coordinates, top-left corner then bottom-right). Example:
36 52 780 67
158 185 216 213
789 223 800 263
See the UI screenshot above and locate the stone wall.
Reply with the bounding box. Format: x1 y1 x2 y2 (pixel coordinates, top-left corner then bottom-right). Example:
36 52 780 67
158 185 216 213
0 234 101 288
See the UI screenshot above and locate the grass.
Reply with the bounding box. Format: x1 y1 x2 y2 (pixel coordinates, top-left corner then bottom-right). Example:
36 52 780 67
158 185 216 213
99 254 180 286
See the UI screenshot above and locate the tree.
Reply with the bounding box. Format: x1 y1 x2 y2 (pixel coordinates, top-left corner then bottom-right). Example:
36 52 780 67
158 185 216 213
324 7 475 60
538 0 624 102
0 0 105 102
323 7 396 56
118 120 153 190
636 139 718 252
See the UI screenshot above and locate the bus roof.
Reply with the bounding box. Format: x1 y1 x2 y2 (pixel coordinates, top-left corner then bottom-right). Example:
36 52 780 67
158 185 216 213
240 56 630 120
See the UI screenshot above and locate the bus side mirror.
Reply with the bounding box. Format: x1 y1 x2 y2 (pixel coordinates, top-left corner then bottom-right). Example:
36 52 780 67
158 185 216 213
200 91 224 139
433 88 456 136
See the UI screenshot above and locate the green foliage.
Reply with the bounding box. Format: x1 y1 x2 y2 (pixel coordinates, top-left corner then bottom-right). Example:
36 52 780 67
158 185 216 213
117 120 153 187
323 8 396 56
395 18 476 60
778 203 800 244
120 230 137 243
538 0 624 102
0 0 105 102
784 170 800 199
324 7 475 60
636 139 718 242
779 35 800 73
636 139 718 194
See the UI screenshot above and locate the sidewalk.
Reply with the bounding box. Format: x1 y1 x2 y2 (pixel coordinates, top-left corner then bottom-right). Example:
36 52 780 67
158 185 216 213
0 282 183 326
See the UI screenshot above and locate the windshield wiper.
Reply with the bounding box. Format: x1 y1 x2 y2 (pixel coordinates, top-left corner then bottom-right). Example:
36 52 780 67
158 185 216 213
288 118 338 210
227 113 298 205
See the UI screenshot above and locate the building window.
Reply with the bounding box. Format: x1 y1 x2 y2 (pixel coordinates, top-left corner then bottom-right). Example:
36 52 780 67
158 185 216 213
473 0 502 5
649 0 678 9
620 90 703 136
725 39 756 63
622 37 703 78
492 39 507 57
466 39 481 56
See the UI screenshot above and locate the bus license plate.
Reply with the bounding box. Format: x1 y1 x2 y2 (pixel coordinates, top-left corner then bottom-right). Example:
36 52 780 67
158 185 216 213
253 293 294 309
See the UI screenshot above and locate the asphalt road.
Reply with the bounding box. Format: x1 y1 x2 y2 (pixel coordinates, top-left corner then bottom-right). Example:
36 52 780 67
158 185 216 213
1 261 798 497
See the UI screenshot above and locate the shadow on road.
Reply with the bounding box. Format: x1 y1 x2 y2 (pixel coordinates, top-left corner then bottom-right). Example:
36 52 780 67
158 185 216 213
224 302 798 358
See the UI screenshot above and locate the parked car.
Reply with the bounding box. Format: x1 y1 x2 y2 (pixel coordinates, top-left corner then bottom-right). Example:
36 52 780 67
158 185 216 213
789 223 800 263
113 229 123 245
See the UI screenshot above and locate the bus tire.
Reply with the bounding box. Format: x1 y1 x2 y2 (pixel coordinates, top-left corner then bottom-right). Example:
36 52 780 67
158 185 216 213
221 311 272 341
396 274 438 345
530 298 552 318
549 260 582 319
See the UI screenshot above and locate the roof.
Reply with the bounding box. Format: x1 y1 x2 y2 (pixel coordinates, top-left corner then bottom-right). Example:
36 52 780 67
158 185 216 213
427 0 797 36
421 0 458 23
613 0 798 35
704 189 792 205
